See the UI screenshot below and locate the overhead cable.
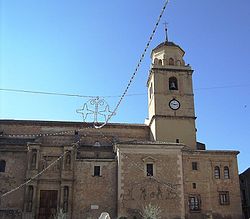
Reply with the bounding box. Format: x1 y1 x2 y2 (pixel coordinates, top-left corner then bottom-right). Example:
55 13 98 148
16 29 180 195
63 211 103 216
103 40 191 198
0 88 145 98
94 0 170 128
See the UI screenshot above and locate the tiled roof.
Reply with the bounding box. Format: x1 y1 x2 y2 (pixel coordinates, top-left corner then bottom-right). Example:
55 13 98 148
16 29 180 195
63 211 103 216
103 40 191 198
152 41 184 53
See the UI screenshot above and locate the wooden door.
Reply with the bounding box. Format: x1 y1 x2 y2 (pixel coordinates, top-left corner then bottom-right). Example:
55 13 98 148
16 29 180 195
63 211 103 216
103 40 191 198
39 190 58 219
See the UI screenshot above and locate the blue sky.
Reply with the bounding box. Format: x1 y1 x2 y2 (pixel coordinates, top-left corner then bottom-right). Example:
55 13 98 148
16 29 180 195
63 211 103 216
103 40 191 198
1 0 250 173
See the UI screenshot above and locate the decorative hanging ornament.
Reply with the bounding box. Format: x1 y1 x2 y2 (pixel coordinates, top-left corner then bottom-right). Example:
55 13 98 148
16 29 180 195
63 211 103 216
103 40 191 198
76 97 115 124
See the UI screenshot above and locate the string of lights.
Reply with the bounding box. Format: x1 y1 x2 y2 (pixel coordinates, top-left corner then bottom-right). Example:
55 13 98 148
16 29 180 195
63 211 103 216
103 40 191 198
1 130 75 138
0 124 97 197
94 0 170 129
0 125 177 199
1 0 178 197
1 0 170 130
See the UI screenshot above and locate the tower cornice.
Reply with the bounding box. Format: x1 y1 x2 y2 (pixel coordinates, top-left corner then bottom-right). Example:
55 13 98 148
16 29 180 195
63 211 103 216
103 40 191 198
148 115 197 127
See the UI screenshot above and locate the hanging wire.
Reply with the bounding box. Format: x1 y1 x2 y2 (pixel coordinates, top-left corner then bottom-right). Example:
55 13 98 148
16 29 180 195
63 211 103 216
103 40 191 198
0 88 146 98
94 0 170 129
0 88 94 98
1 83 250 100
0 141 79 198
1 125 178 199
0 0 171 197
0 123 97 197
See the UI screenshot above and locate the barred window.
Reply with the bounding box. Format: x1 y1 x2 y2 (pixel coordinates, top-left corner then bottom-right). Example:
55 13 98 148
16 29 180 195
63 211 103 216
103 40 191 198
214 166 220 179
224 166 230 179
192 162 198 170
146 163 154 176
188 195 201 211
219 191 230 205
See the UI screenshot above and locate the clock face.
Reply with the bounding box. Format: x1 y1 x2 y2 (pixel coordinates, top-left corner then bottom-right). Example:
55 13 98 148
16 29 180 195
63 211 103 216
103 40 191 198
169 99 180 110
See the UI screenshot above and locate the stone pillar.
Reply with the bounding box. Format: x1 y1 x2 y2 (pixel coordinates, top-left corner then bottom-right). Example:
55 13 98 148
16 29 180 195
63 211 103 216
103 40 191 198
60 183 72 219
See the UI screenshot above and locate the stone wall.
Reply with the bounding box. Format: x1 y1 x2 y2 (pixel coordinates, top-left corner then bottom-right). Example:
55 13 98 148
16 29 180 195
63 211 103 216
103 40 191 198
73 159 117 219
0 148 27 219
0 120 243 219
117 143 185 219
183 150 242 219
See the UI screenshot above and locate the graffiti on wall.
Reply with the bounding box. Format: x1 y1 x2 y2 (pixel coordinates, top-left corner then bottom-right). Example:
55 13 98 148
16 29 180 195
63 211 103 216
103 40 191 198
120 178 178 207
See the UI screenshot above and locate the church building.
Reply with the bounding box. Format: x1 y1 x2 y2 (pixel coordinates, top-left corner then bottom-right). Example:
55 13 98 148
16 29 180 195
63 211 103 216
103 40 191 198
0 40 242 219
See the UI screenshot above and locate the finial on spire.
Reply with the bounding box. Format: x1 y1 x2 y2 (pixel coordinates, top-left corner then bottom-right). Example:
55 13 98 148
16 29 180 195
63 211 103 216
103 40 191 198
163 21 168 42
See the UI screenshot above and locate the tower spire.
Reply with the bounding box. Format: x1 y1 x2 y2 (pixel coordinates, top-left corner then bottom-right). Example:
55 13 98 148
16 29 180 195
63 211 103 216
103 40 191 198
163 21 168 42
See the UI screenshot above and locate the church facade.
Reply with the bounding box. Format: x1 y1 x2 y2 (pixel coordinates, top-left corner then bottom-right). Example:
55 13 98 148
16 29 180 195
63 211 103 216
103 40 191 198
0 41 242 219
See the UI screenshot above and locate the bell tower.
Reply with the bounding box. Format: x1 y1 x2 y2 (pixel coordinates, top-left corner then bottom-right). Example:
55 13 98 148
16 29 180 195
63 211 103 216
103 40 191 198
146 41 197 149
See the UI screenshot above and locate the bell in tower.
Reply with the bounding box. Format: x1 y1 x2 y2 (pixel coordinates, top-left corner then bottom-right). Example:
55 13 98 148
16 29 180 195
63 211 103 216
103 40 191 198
169 77 178 90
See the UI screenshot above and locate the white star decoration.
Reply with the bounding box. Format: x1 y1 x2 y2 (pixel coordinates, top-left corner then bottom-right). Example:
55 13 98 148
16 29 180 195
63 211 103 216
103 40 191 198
76 103 94 122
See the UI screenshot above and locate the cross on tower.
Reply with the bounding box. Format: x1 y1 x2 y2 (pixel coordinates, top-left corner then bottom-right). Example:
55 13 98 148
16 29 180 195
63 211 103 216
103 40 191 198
163 21 168 42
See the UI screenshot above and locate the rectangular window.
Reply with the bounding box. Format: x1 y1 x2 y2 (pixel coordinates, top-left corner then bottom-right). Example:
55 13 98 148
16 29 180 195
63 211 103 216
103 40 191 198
219 191 230 205
192 162 198 170
192 183 196 189
94 166 101 176
188 195 200 211
146 163 153 176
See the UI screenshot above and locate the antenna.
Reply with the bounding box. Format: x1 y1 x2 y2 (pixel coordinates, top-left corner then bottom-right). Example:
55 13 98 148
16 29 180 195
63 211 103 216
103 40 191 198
163 21 168 42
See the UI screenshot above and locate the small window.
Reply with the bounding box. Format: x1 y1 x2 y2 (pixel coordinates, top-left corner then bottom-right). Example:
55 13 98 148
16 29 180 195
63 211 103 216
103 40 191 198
192 162 198 170
188 195 201 211
158 59 163 66
192 183 196 189
146 163 153 176
224 166 230 179
219 191 230 205
94 166 101 176
0 160 6 172
214 166 220 179
169 77 178 90
176 60 181 66
169 58 174 65
149 83 153 99
176 139 180 143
